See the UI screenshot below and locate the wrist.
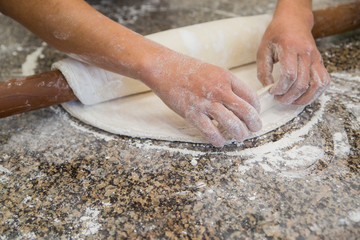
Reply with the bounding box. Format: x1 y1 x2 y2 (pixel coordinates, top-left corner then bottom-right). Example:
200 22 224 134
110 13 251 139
274 0 314 29
135 40 173 89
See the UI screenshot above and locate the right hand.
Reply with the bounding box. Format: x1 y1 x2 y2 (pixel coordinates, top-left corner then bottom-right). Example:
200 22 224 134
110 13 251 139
142 49 262 147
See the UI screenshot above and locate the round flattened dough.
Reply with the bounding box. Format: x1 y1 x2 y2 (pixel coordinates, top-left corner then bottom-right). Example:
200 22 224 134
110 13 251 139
63 63 304 144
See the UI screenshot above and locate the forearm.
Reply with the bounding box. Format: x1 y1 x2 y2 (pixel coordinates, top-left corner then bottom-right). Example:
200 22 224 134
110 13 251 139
0 0 161 81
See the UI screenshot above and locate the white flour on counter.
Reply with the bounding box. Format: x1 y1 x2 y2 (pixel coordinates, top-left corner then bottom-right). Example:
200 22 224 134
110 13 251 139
21 43 46 76
0 164 12 183
51 106 116 142
79 208 101 236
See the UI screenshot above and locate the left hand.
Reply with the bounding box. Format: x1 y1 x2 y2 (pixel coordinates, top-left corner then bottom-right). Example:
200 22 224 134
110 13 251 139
256 7 330 105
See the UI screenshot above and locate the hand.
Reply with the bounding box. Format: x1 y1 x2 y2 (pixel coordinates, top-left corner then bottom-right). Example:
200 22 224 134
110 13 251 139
143 49 262 147
257 8 330 105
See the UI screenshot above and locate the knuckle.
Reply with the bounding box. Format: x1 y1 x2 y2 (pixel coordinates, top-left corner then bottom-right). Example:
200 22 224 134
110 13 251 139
296 82 309 92
314 72 330 89
211 86 227 99
323 74 331 86
275 78 293 94
311 79 321 89
303 43 314 53
282 69 297 81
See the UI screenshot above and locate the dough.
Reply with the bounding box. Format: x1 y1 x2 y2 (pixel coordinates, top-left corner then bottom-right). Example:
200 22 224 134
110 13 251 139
62 63 303 143
54 14 305 144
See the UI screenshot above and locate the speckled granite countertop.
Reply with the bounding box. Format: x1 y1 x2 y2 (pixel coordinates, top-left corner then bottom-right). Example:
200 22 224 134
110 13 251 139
0 0 359 239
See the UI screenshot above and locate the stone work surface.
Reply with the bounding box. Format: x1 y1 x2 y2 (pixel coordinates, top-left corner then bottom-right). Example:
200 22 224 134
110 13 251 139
0 0 359 239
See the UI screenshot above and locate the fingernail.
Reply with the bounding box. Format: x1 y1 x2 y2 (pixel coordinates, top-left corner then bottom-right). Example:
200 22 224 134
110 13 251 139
209 135 226 148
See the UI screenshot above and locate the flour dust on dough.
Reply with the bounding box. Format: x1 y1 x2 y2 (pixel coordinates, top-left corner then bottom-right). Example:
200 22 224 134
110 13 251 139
57 14 306 144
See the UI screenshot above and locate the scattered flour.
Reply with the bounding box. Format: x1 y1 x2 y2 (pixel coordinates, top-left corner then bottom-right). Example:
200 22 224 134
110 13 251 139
133 140 206 157
0 44 7 52
333 131 350 157
94 0 164 26
237 165 252 174
0 165 12 174
21 195 32 204
80 208 101 236
0 43 25 62
0 164 12 183
348 209 360 222
0 175 10 183
346 103 360 122
67 119 116 142
102 201 112 207
330 72 360 82
196 181 207 189
20 232 37 240
190 158 198 166
51 106 116 142
21 43 46 76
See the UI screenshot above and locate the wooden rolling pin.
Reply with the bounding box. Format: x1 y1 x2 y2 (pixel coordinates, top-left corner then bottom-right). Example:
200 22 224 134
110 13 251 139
0 1 359 118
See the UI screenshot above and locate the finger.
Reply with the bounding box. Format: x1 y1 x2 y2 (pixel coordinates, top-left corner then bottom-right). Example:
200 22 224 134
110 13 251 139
294 61 330 105
186 112 226 147
231 75 261 113
270 51 298 95
223 93 262 132
257 45 274 86
275 56 310 104
207 103 249 142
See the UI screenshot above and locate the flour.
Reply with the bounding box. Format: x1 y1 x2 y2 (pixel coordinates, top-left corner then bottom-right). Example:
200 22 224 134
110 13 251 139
330 72 360 82
94 0 163 26
21 43 46 76
133 140 206 157
234 95 329 156
0 43 24 62
0 165 12 174
52 106 116 142
0 175 9 183
80 208 101 236
21 195 32 204
67 120 116 142
333 131 350 157
190 158 198 166
0 160 12 183
348 209 360 222
0 44 6 52
20 232 37 240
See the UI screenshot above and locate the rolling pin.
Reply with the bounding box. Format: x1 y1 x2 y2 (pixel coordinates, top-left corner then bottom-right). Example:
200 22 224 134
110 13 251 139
1 1 359 118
